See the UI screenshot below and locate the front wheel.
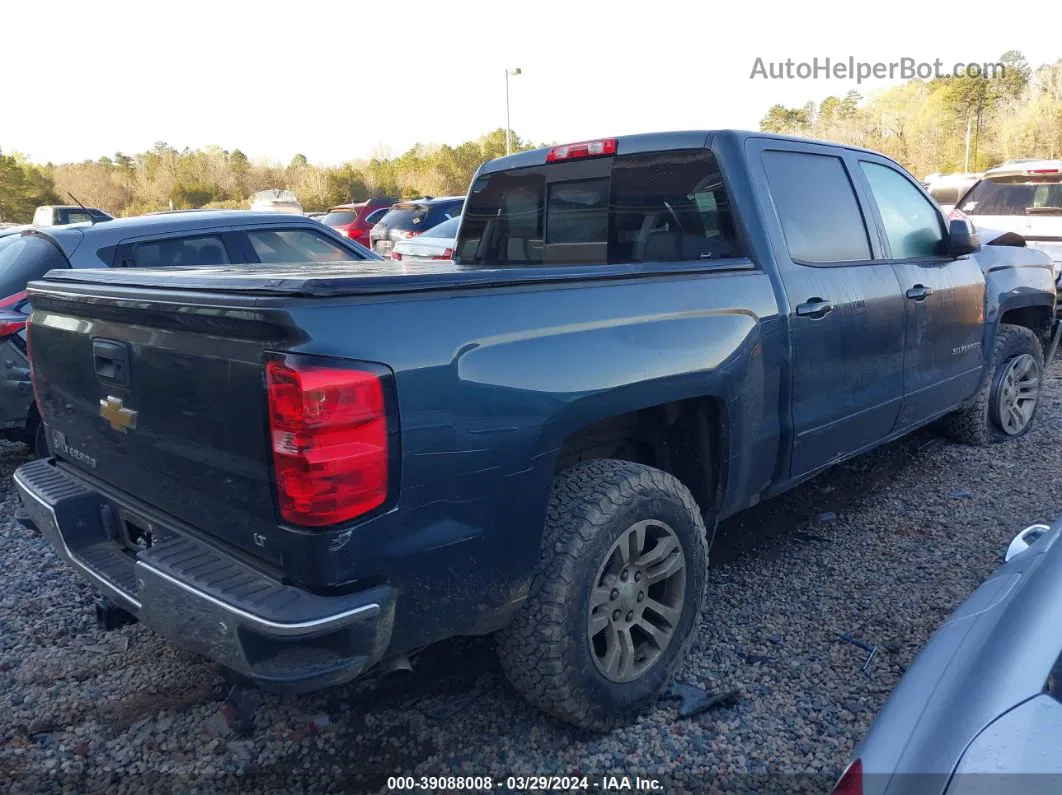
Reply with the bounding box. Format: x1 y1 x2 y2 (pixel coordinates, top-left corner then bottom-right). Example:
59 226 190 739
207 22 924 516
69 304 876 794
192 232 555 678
943 323 1044 445
496 459 710 730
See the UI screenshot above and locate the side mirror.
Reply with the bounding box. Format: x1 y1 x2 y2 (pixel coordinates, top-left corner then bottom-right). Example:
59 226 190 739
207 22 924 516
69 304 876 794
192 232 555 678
949 218 981 257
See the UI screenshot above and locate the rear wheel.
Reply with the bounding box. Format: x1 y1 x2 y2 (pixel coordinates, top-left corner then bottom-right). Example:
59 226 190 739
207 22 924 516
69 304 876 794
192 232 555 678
496 459 709 730
943 323 1044 445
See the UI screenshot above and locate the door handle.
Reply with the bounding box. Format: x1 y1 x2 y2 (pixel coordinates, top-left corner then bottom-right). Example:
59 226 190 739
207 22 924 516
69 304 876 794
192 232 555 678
906 285 934 301
795 298 834 318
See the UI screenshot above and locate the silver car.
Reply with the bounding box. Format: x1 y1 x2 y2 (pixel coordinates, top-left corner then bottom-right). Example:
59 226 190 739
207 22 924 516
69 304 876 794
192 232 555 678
391 216 459 263
833 518 1062 795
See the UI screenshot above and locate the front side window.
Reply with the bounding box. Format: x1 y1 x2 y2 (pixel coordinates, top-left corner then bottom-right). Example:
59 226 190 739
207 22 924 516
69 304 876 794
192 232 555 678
246 228 359 263
761 150 872 264
133 235 231 268
860 161 946 259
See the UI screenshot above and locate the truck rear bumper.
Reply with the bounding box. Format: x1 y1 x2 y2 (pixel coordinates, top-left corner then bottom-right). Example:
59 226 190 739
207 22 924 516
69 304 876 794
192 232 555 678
13 458 396 693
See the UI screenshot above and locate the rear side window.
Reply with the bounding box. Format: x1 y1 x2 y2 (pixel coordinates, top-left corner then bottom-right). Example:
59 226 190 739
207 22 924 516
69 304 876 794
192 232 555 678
0 234 71 298
762 150 872 264
957 178 1062 216
609 150 741 263
363 208 388 225
457 149 742 266
59 210 94 225
133 235 231 268
246 228 361 263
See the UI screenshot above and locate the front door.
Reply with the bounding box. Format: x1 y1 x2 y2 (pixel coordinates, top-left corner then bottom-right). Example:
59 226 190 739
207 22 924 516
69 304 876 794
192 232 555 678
750 140 907 479
855 158 986 427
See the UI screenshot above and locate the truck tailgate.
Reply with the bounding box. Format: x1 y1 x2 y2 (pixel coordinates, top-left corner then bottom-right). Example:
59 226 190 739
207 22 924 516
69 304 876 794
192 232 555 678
28 284 288 564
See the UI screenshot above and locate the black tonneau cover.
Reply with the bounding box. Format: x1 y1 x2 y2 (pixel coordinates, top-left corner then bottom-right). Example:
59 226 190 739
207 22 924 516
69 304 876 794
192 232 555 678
37 259 751 299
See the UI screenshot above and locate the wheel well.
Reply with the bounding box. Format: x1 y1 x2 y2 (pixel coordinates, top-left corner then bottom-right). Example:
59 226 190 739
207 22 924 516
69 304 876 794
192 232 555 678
554 397 726 516
1000 305 1053 348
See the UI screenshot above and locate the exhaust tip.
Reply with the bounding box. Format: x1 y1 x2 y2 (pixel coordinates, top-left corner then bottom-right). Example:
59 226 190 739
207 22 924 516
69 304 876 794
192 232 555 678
378 654 413 677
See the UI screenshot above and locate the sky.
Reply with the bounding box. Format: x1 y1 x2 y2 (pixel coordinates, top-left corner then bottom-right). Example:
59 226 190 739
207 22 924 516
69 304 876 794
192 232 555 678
3 0 1058 166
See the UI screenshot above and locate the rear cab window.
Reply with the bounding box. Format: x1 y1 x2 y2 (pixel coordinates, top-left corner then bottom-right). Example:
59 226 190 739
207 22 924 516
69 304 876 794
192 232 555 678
456 148 742 266
0 233 72 299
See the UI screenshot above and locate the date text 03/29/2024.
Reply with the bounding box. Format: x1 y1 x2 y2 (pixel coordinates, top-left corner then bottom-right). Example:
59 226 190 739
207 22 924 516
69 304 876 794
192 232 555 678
386 775 664 791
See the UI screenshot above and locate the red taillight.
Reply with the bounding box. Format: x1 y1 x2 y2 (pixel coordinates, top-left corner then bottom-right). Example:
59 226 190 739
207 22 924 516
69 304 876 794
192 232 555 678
949 207 969 222
0 290 27 309
266 357 389 527
0 319 26 336
392 251 403 261
831 759 862 795
430 248 454 261
399 230 420 239
1029 168 1059 174
546 138 617 162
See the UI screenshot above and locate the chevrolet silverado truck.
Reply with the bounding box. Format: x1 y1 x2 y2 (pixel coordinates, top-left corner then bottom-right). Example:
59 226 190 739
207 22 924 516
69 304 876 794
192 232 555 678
13 130 1060 730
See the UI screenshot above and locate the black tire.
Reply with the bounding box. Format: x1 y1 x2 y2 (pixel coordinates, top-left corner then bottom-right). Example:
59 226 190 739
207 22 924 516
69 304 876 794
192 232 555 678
943 323 1044 446
495 459 710 730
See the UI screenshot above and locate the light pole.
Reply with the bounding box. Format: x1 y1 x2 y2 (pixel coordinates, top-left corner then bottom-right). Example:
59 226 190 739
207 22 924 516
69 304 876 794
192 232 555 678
505 67 521 156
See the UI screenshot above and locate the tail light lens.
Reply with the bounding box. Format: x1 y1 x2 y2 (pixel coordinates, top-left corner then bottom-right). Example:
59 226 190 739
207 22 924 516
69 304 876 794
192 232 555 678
392 251 403 261
0 318 26 336
266 355 390 527
830 759 862 795
431 248 454 261
949 207 969 222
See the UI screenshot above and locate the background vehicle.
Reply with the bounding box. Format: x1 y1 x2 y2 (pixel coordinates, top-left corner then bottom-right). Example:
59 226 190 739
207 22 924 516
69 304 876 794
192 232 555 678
391 215 459 262
951 159 1062 283
31 205 113 226
922 172 982 214
249 189 304 214
368 195 463 257
321 198 396 247
14 130 1057 733
832 517 1062 795
0 211 378 457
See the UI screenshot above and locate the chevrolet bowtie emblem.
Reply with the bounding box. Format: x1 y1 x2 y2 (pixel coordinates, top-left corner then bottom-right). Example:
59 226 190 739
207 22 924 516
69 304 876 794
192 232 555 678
100 396 138 432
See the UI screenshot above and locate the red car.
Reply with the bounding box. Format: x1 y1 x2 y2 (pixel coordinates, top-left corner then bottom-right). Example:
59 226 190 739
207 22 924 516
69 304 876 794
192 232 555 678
321 198 396 248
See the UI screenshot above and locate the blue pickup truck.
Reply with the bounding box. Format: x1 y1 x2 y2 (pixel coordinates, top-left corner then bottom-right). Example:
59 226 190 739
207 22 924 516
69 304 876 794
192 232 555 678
13 130 1059 730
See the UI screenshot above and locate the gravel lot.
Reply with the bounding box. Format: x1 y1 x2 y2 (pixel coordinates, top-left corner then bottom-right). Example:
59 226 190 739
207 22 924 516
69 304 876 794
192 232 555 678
3 363 1061 794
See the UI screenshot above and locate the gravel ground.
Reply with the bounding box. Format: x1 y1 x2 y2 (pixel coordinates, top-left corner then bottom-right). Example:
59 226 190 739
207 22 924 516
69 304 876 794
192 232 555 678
3 363 1061 794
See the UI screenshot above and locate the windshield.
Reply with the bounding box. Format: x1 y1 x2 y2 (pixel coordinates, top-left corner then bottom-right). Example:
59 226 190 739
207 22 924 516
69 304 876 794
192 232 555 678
422 217 460 239
321 211 357 226
378 204 429 230
0 234 71 297
956 178 1062 216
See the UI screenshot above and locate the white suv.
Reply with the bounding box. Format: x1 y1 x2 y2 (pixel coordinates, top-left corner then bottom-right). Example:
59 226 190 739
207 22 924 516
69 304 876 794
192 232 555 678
951 160 1062 284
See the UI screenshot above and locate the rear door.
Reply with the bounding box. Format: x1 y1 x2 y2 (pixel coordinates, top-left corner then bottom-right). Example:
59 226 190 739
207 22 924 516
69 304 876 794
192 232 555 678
748 139 907 478
855 157 986 427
